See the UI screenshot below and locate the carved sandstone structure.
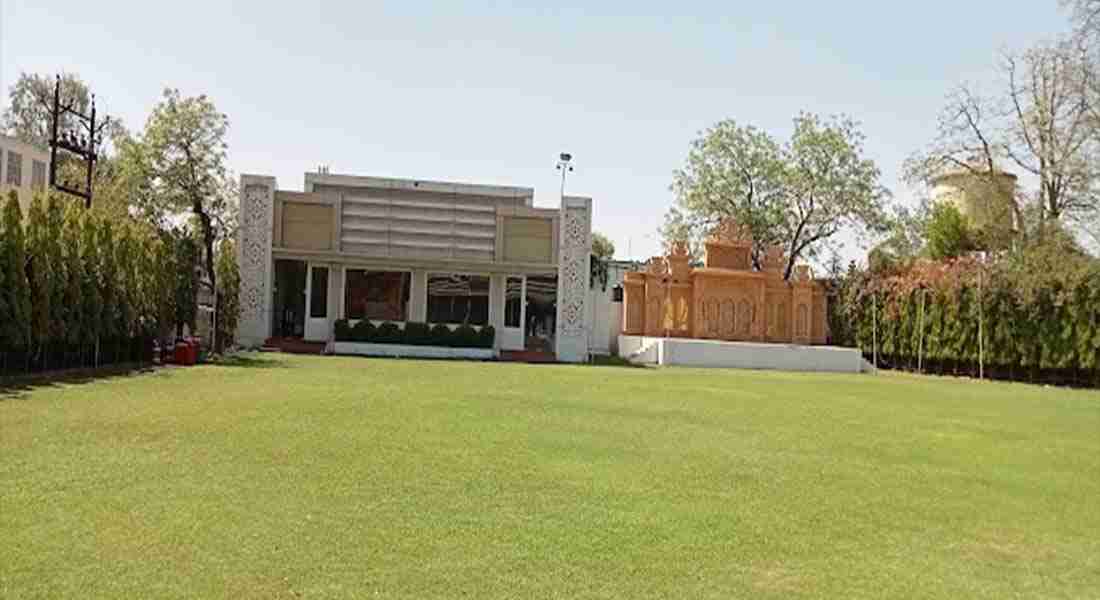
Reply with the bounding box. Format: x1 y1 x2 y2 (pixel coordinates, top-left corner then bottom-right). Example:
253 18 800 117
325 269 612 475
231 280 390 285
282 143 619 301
621 220 828 345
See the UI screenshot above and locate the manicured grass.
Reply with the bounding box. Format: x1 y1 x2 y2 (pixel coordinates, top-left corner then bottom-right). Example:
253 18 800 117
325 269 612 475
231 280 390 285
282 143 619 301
2 354 1099 599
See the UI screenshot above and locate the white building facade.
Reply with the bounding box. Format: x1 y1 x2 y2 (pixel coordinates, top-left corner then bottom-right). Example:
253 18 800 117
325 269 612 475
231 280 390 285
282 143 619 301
0 135 50 216
236 172 593 362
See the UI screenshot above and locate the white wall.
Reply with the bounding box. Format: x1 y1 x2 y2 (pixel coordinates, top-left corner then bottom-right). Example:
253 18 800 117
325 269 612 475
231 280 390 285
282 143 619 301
588 263 632 355
618 336 864 373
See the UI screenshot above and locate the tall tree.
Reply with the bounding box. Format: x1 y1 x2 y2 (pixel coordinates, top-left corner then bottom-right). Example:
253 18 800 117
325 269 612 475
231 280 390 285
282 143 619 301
667 120 784 267
215 239 241 347
591 232 616 260
25 194 52 366
907 42 1100 240
140 89 237 351
0 192 31 355
668 114 889 279
2 72 89 148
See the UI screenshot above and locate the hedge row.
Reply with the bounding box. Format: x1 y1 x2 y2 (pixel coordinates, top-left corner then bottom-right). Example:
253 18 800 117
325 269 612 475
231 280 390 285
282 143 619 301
334 320 496 349
838 246 1100 387
0 191 191 376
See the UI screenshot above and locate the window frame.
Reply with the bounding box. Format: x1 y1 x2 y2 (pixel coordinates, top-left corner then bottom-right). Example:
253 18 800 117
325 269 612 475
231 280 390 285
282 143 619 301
426 272 491 327
342 268 412 323
6 151 23 186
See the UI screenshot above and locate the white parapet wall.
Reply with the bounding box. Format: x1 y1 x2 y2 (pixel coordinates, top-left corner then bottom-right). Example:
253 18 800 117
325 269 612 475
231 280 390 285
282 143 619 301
618 335 865 373
333 342 497 360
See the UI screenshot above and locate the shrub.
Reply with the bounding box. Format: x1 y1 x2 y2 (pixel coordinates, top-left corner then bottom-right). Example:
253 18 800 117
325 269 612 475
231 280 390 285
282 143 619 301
451 325 480 348
429 324 453 347
334 319 351 341
477 325 496 349
375 321 402 344
403 322 431 346
350 319 375 343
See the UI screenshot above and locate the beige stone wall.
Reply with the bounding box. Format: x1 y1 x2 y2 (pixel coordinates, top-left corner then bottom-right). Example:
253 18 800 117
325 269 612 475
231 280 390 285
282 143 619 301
502 216 553 263
621 223 828 346
281 202 334 251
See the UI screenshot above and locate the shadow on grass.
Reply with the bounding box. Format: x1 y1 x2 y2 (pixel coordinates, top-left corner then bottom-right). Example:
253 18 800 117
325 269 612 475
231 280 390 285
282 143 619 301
586 355 649 369
0 362 158 400
209 353 292 370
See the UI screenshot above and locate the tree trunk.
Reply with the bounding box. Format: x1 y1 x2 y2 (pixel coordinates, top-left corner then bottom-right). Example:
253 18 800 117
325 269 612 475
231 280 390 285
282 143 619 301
194 205 220 354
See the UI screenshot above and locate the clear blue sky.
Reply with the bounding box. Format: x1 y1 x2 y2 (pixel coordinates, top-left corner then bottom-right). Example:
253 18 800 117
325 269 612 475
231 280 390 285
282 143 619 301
0 1 1071 262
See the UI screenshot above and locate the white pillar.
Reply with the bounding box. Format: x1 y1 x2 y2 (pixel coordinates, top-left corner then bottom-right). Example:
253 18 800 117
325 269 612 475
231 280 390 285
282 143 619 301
555 196 592 362
410 269 428 323
488 274 505 349
236 175 277 347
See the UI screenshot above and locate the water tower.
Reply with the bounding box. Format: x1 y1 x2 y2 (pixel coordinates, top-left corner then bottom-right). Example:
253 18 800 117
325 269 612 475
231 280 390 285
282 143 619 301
930 168 1017 238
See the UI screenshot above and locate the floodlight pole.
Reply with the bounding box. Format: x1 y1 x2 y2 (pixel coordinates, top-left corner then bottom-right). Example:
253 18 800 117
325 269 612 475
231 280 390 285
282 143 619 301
556 152 573 200
978 255 985 381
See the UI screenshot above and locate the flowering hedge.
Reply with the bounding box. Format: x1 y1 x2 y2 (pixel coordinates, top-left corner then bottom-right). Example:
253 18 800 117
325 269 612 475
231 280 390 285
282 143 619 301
838 247 1100 387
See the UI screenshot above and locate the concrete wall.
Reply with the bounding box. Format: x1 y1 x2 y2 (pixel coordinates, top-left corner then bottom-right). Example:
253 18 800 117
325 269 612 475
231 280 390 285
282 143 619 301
618 335 864 373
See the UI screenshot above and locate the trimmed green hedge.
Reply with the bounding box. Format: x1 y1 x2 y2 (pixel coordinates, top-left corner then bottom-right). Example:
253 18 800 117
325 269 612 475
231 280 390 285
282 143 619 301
334 320 495 349
837 247 1100 387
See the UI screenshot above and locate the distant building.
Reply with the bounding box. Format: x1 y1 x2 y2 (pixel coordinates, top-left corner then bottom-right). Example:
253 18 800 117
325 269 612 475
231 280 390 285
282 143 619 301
0 134 50 217
930 169 1018 235
236 171 594 362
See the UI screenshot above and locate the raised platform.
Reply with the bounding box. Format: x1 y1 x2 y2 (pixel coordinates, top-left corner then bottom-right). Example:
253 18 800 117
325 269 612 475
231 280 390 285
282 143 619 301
618 335 869 373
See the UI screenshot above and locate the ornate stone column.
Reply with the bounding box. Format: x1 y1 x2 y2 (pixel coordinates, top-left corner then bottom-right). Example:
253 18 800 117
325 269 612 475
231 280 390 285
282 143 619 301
555 196 592 362
237 175 276 347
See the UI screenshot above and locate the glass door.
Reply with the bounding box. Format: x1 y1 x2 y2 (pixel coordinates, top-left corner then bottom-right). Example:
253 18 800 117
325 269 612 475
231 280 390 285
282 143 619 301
501 276 525 351
304 263 330 342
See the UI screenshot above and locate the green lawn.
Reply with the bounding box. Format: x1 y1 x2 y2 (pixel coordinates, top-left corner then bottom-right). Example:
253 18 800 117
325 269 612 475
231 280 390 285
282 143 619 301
2 354 1099 599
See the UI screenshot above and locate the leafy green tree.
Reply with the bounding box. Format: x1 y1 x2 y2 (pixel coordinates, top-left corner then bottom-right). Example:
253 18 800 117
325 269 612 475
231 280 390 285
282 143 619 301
61 204 85 357
138 89 237 351
25 193 52 366
669 114 890 279
0 192 31 356
2 72 89 148
45 196 67 355
591 232 615 260
215 239 241 346
925 203 976 260
173 231 199 337
79 211 103 364
97 218 119 351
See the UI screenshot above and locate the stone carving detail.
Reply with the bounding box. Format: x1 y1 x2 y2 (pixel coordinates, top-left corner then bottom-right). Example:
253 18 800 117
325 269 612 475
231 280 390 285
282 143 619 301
559 205 589 336
239 184 272 335
646 256 669 278
764 245 786 273
621 228 828 345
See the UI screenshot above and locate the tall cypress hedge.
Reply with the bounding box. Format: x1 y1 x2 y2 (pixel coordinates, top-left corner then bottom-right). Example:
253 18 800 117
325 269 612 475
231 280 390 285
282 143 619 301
0 191 215 376
837 247 1100 387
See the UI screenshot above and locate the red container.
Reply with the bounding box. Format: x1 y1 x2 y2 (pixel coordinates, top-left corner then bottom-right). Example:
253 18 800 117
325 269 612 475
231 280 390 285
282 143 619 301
174 340 189 365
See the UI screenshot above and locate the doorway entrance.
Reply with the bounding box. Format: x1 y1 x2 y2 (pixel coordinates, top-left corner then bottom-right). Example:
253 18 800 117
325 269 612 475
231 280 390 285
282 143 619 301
272 259 307 338
501 275 558 353
524 275 557 353
304 263 330 342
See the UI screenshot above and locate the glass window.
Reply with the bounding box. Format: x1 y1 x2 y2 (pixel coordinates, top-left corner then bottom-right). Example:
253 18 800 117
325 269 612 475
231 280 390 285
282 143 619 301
31 160 47 191
612 285 624 302
427 273 490 326
345 270 410 321
504 277 522 328
309 267 329 318
6 151 22 186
